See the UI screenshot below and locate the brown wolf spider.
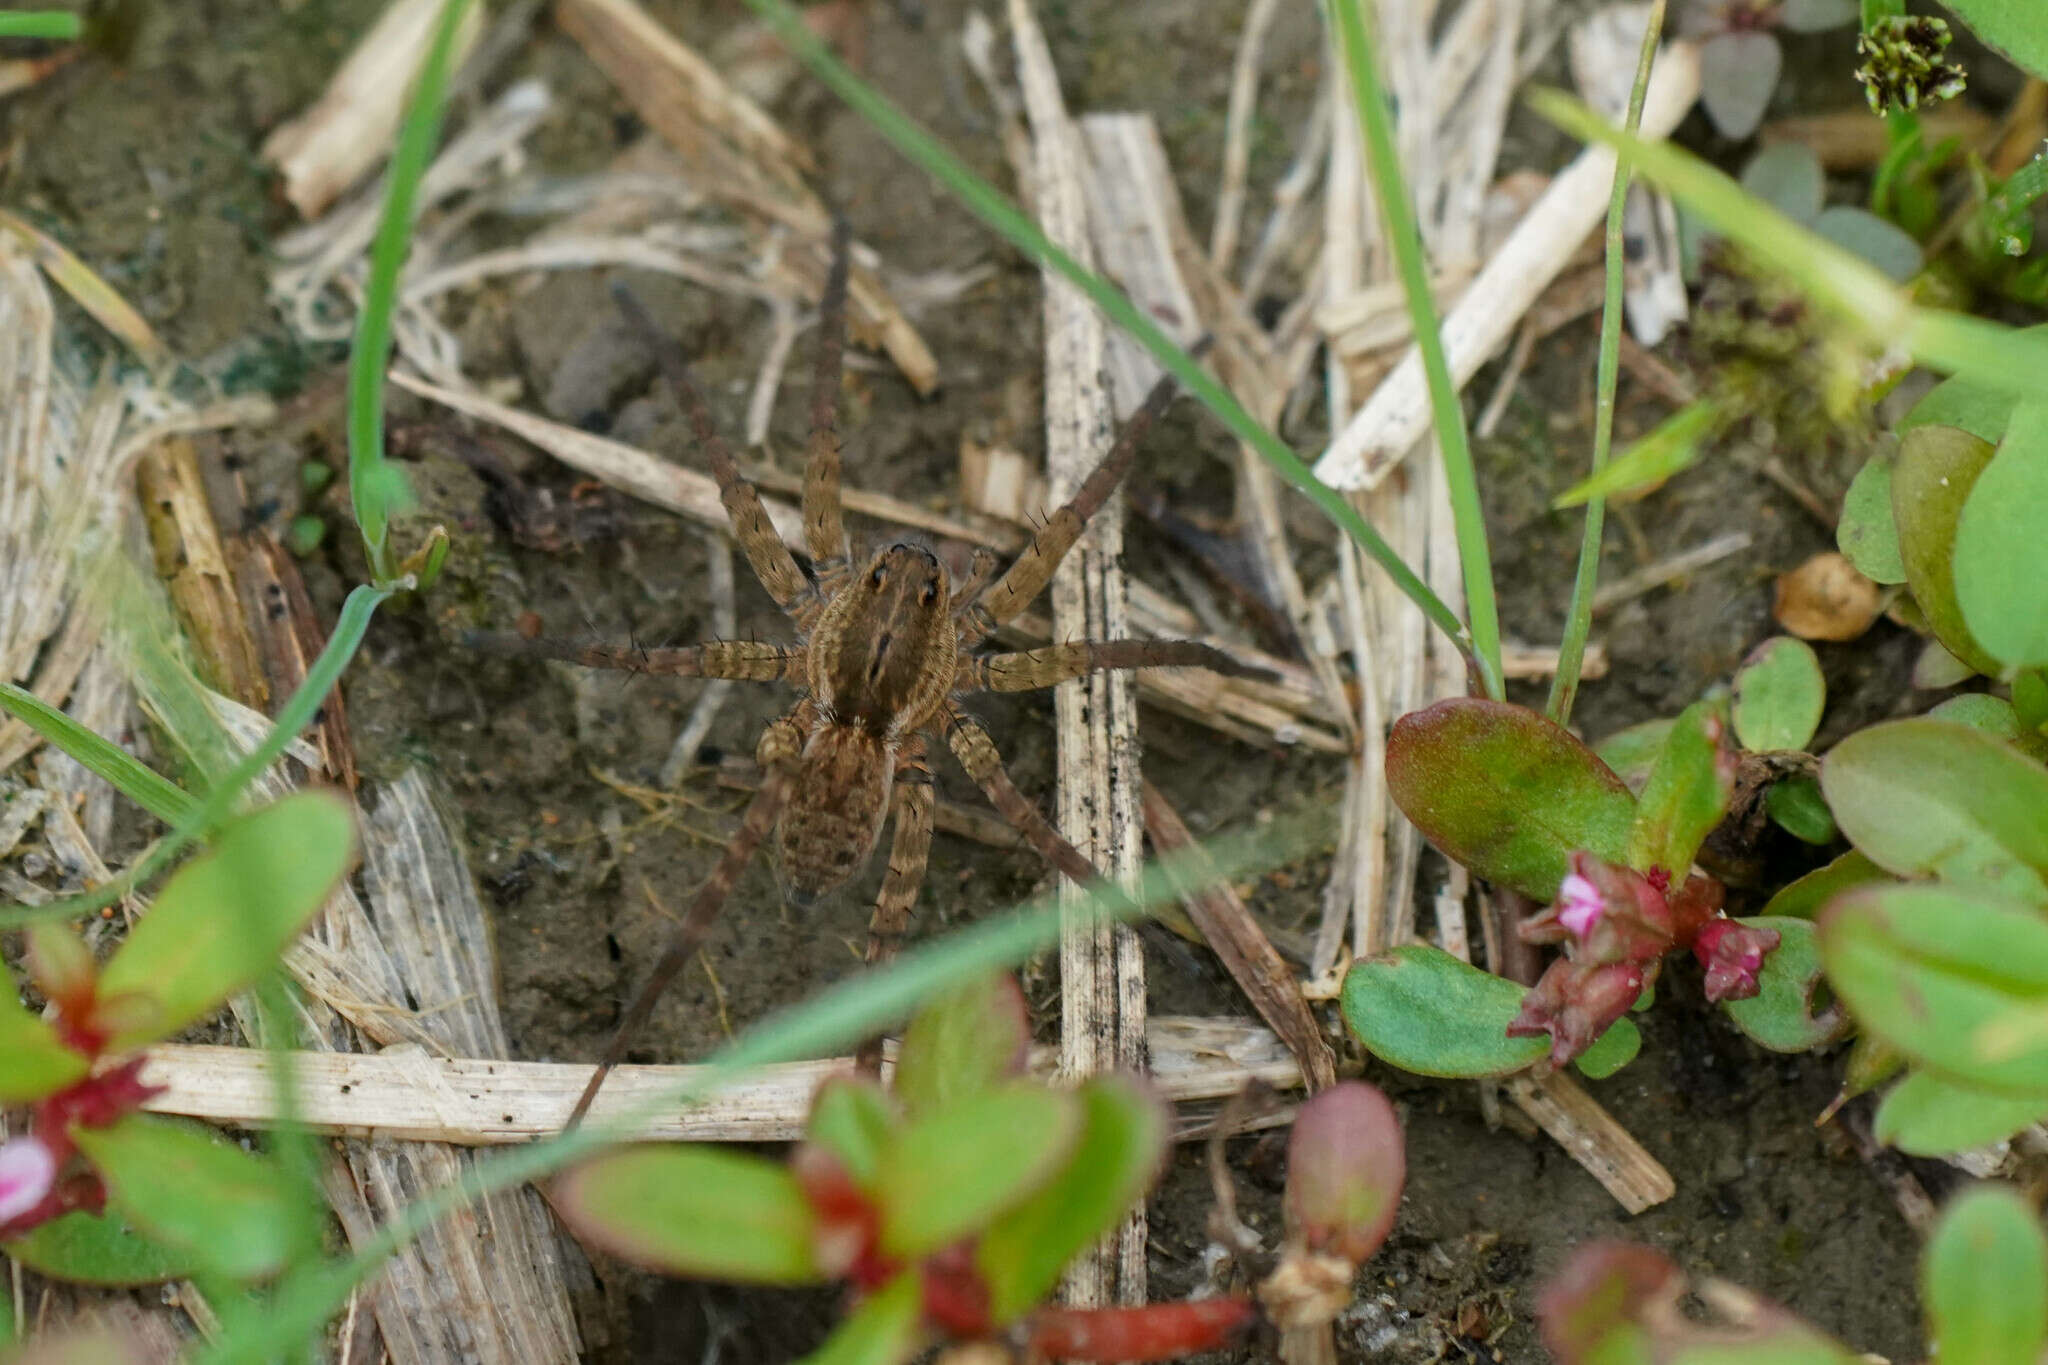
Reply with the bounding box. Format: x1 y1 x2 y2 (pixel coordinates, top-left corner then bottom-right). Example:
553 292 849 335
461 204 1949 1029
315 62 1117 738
470 222 1269 1120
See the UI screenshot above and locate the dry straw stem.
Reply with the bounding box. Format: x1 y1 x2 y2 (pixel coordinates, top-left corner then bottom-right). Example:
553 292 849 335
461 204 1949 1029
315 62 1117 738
1313 37 1701 491
1590 530 1752 614
1503 1072 1675 1214
555 0 938 395
137 1017 1304 1145
389 370 1343 752
136 439 268 709
260 0 484 220
1007 0 1149 1308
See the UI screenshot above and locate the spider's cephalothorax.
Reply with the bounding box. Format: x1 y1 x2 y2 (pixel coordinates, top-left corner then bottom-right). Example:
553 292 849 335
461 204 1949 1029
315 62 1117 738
469 220 1269 1120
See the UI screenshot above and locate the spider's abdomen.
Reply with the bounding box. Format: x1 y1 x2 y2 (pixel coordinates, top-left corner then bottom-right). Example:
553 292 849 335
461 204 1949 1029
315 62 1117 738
778 726 894 904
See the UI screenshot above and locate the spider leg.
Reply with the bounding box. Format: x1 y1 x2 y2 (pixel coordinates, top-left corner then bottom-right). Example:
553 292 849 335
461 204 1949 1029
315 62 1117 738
949 546 1000 616
464 633 803 683
614 284 818 624
566 709 804 1127
855 741 935 1076
938 704 1100 887
956 639 1277 692
803 217 855 589
957 360 1194 648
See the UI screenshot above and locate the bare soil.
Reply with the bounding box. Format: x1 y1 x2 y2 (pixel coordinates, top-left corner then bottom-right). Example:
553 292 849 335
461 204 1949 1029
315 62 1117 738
3 0 1940 1359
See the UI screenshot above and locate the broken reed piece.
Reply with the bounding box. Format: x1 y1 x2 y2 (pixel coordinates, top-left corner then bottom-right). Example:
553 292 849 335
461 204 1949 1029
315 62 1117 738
1503 1071 1676 1214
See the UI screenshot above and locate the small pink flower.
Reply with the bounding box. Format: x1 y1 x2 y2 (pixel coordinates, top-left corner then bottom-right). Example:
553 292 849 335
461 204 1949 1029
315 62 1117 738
0 1137 57 1227
1555 873 1605 939
1695 919 1781 1002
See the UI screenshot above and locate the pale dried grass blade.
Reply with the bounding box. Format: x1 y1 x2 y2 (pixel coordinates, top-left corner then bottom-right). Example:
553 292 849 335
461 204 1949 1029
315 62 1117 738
0 211 169 371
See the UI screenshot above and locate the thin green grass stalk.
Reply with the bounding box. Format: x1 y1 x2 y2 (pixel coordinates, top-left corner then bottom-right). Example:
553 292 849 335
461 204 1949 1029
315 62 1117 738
0 684 195 824
1548 1 1666 726
348 0 473 583
0 11 79 39
191 817 1314 1365
0 583 395 930
1327 0 1502 700
731 0 1479 675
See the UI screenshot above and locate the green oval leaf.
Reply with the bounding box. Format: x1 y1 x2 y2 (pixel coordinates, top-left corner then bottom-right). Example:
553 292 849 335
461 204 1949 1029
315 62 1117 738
1733 638 1826 752
96 791 357 1052
1388 700 1635 901
552 1145 821 1284
876 1083 1080 1260
892 972 1029 1118
797 1272 923 1365
1766 776 1837 846
1342 945 1547 1078
1900 373 2018 445
0 987 87 1105
1955 403 2048 671
1760 850 1887 919
1929 694 2048 764
1821 719 2048 906
1894 425 2002 677
1574 1016 1640 1079
1837 454 1905 584
1722 917 1847 1052
1627 700 1735 878
1819 883 2048 1094
976 1075 1167 1325
1813 206 1922 282
3 1211 199 1286
1924 1184 2048 1365
1741 143 1824 224
1593 719 1673 795
71 1115 299 1282
804 1077 900 1188
1875 1069 2048 1156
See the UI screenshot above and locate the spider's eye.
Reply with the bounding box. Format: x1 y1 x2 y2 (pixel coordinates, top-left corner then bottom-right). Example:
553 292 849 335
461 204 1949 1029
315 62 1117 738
919 582 939 606
870 567 887 589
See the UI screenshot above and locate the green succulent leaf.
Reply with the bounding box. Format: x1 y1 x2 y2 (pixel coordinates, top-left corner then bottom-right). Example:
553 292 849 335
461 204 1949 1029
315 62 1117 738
1733 639 1827 752
1893 425 2001 677
1928 694 2048 764
804 1078 900 1188
1819 883 2048 1094
1722 918 1847 1052
1899 373 2017 445
1740 143 1824 224
3 1211 199 1286
1837 454 1905 584
1813 206 1922 282
1342 944 1547 1078
1593 719 1674 795
0 984 88 1104
1766 777 1838 846
1821 719 2048 907
1924 1184 2048 1365
95 791 357 1052
976 1075 1167 1325
1954 402 2048 671
876 1083 1080 1260
551 1145 821 1284
1761 850 1889 919
891 971 1029 1118
796 1272 923 1365
1875 1070 2048 1155
71 1115 299 1282
1574 1017 1641 1079
1387 699 1635 901
1626 701 1735 878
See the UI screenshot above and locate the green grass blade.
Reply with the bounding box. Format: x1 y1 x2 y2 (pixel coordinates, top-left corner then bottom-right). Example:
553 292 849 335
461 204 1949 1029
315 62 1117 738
188 816 1315 1365
1328 0 1502 700
1548 1 1666 725
347 0 474 582
730 0 1476 674
0 11 80 39
0 583 394 931
0 683 196 825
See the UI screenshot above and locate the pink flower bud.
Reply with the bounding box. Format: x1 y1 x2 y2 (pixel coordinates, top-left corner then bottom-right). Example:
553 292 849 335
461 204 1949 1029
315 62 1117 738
1508 959 1646 1069
0 1136 58 1228
1694 919 1781 1002
1555 873 1604 939
1521 853 1674 966
1283 1082 1406 1266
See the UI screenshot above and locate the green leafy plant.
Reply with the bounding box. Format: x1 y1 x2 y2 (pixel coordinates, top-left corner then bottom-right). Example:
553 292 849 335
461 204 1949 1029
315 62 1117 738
1536 1181 2047 1364
0 793 355 1284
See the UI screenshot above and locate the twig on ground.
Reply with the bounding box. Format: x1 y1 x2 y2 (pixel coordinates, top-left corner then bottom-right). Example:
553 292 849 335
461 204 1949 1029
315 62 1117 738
1503 1071 1676 1214
1590 530 1752 614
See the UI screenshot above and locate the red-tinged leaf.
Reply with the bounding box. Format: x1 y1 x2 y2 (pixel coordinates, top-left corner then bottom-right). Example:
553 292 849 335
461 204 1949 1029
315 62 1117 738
71 1115 300 1282
891 972 1029 1118
804 1077 900 1188
1387 699 1635 901
795 1272 923 1365
1894 425 2001 677
976 1076 1168 1324
1027 1299 1257 1363
553 1145 821 1285
1626 701 1735 879
875 1083 1079 1260
1822 719 2048 907
4 1211 199 1287
95 792 357 1053
1285 1082 1404 1264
